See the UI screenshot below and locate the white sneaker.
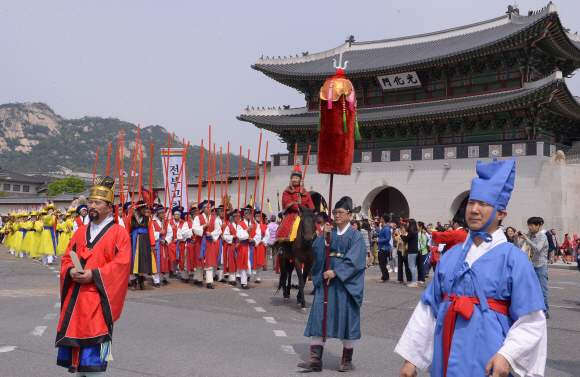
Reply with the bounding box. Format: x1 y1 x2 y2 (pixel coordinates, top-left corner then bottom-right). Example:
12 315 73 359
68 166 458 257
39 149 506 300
394 268 398 273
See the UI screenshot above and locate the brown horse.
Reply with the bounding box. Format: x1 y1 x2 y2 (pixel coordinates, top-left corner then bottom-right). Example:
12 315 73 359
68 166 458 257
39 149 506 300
277 206 317 313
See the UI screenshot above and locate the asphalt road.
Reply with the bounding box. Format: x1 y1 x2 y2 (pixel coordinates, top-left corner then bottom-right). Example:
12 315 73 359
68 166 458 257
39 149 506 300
1 248 579 376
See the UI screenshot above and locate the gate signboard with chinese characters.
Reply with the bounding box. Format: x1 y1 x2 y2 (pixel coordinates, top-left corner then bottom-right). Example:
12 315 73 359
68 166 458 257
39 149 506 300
161 148 187 209
377 71 422 91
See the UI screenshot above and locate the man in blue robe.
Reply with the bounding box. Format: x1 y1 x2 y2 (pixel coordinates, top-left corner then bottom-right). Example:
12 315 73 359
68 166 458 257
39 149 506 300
298 196 366 372
396 157 547 377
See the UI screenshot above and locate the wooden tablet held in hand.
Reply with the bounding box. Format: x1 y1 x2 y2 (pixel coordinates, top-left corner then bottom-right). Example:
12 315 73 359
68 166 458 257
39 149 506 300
69 250 85 274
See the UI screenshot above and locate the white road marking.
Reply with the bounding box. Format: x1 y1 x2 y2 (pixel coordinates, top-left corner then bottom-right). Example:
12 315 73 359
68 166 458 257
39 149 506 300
254 307 266 312
0 346 17 353
31 326 47 336
246 299 256 304
239 293 249 297
552 305 574 309
548 286 563 289
56 275 60 278
53 270 59 273
264 317 277 324
232 288 240 291
44 313 57 320
140 297 168 302
54 303 60 308
274 330 287 337
48 267 55 270
281 345 296 354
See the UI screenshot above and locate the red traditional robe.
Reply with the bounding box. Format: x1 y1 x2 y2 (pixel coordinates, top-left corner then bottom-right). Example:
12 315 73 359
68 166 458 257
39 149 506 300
224 223 237 273
185 219 197 272
254 223 268 268
275 185 315 242
168 219 186 270
194 214 218 268
56 222 131 348
152 219 172 274
431 228 468 251
237 220 256 270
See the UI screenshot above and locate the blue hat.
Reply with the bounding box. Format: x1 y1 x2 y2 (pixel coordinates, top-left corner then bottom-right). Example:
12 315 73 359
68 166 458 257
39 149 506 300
468 158 515 212
76 205 88 214
317 212 328 220
172 206 183 217
227 210 239 220
123 202 133 211
198 200 215 210
278 212 283 219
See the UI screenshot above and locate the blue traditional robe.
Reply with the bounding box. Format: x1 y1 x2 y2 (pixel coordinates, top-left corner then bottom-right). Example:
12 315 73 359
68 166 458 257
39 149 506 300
304 225 366 340
421 240 545 376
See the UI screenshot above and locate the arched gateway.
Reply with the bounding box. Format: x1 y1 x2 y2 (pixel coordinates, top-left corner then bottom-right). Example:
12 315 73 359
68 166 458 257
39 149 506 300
362 186 410 220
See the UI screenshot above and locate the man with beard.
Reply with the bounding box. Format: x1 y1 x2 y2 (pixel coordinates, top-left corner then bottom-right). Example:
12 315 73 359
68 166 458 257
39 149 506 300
56 175 131 375
125 200 157 290
274 166 315 257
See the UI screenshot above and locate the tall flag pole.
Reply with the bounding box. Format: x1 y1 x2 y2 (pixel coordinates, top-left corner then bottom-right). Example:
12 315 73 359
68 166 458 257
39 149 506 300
277 191 280 212
138 142 144 200
120 130 124 209
131 145 138 204
183 138 189 212
220 147 223 205
207 126 212 202
212 144 216 204
244 149 250 207
237 146 242 214
197 140 205 205
294 143 298 166
303 145 312 178
251 133 262 220
164 133 172 210
259 141 269 224
149 140 154 211
92 148 100 184
224 142 230 210
113 139 120 205
105 141 113 176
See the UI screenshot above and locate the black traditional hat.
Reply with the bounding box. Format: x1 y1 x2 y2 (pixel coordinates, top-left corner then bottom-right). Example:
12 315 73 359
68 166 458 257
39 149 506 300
134 200 147 209
334 196 353 213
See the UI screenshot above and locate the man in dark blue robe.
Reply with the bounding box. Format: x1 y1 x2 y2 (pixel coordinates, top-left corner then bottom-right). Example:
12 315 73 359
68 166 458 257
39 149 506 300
298 196 366 372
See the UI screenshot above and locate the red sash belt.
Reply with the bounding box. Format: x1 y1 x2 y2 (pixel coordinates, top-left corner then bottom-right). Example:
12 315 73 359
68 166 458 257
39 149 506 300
442 294 510 377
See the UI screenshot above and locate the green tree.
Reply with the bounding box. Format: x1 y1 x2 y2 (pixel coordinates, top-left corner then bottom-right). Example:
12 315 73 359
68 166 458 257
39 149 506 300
0 190 9 197
46 177 87 196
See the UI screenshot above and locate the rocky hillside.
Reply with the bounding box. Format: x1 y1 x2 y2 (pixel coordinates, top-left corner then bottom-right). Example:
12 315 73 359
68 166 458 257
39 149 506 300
0 102 253 183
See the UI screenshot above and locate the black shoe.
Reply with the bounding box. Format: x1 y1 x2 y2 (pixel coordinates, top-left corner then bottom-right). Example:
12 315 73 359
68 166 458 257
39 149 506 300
255 280 261 284
291 284 299 289
242 284 249 289
298 345 323 372
197 282 203 288
263 267 268 271
169 273 175 278
193 279 199 285
338 348 354 372
181 278 189 284
546 312 550 319
224 274 229 279
139 276 145 290
206 283 215 289
162 279 168 285
219 279 227 283
154 283 161 288
230 281 237 286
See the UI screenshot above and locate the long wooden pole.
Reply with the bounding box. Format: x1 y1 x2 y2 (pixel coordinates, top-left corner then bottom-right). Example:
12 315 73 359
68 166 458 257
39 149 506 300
138 142 144 200
183 138 189 212
105 141 113 175
131 145 138 204
149 140 154 211
250 133 262 220
92 148 100 184
197 140 204 205
294 143 298 166
120 130 124 208
164 134 171 210
244 149 250 207
207 126 212 202
259 141 269 224
323 173 335 343
303 145 312 178
113 139 120 205
237 146 242 214
220 147 223 205
225 142 230 210
213 144 216 204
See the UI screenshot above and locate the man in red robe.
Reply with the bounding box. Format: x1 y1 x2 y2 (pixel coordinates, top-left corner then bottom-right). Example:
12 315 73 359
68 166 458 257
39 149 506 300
152 205 170 285
56 175 131 375
431 209 468 252
274 166 315 256
253 211 268 283
192 200 222 289
222 210 239 285
167 207 188 279
236 205 260 289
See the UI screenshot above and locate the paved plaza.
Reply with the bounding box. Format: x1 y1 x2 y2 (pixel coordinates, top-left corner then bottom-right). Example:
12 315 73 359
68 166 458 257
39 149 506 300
0 247 578 376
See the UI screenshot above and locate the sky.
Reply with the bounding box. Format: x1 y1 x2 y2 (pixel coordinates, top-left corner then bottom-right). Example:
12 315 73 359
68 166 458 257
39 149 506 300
2 0 580 160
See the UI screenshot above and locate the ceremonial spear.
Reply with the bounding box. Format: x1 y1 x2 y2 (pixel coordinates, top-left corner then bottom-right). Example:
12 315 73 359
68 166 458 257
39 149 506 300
318 54 359 342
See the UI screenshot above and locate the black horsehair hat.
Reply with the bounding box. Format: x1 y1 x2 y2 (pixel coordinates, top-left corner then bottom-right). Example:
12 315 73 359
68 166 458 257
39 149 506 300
334 196 353 213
